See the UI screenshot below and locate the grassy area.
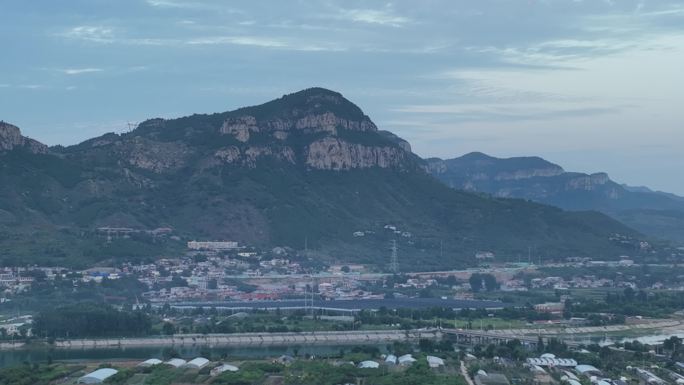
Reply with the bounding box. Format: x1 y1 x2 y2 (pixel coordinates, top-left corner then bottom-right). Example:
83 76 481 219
450 317 527 330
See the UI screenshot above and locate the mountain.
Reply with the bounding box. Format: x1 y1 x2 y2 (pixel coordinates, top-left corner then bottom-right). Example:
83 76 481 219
427 152 684 244
0 88 649 269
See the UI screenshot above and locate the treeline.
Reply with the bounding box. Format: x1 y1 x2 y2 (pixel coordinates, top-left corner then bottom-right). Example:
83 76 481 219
33 303 152 338
573 287 684 317
469 273 499 292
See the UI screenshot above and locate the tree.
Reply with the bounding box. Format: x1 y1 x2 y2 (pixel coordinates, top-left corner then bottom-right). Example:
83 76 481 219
469 274 483 292
208 278 218 290
482 274 499 291
162 322 175 336
623 287 635 302
536 336 545 353
664 336 682 351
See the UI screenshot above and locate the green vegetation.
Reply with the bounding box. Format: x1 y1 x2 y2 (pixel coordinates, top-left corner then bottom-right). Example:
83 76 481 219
0 363 85 385
573 287 684 317
33 302 151 338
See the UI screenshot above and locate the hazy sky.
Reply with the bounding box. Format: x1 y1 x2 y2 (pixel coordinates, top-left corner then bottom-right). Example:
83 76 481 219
1 0 683 194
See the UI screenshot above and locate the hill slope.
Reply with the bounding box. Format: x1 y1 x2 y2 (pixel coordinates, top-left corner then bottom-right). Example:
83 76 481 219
0 89 647 268
427 152 684 245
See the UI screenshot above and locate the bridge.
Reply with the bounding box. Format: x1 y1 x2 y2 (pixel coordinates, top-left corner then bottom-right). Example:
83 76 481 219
441 328 582 348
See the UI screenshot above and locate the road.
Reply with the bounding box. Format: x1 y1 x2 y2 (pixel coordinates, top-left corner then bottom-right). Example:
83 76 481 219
41 329 441 350
482 319 682 338
461 361 475 385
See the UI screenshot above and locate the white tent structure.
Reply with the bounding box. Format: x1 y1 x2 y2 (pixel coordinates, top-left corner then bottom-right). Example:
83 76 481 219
398 354 417 366
427 356 445 368
358 361 380 369
78 368 118 384
211 363 239 376
385 355 397 365
139 358 163 367
166 358 187 368
185 357 210 369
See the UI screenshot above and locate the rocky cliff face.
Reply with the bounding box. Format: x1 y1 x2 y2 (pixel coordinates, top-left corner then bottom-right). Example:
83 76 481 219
566 173 612 191
305 137 407 170
211 89 409 170
0 121 48 154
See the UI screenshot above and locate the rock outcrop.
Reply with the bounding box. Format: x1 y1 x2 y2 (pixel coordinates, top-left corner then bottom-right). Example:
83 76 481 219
0 121 48 154
305 137 406 170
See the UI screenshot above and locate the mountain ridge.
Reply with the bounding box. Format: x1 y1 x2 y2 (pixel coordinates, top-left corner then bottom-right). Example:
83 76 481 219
0 88 653 268
427 152 684 244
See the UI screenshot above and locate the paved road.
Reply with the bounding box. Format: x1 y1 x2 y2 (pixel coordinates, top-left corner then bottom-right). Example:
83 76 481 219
165 298 506 311
461 361 475 385
483 320 682 337
46 329 441 350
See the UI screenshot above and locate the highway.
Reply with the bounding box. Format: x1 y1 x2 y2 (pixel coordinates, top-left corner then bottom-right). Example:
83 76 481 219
47 329 441 350
163 298 507 312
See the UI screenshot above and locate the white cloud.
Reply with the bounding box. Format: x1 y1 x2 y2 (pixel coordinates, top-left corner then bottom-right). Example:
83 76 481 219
61 68 104 75
186 35 345 51
338 9 410 27
61 26 114 43
145 0 242 13
17 84 45 89
186 36 288 48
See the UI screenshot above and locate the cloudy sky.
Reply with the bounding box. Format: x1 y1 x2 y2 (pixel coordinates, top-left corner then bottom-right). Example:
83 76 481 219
1 0 683 194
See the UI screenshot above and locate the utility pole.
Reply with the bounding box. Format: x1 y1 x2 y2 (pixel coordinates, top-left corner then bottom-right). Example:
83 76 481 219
390 240 399 274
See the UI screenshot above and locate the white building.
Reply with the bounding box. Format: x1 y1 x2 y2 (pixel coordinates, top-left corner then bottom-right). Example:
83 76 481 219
78 368 118 384
358 361 380 369
211 364 239 376
398 354 417 366
385 354 397 365
187 241 238 251
185 357 210 369
138 358 162 367
165 358 187 368
427 356 445 368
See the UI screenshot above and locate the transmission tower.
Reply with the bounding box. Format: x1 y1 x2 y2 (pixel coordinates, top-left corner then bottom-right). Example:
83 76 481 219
390 240 399 273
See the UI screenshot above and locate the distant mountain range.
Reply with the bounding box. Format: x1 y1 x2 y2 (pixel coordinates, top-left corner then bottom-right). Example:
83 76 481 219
427 152 684 245
0 88 652 268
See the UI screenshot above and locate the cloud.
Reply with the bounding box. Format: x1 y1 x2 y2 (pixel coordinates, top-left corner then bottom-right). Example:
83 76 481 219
185 35 345 51
392 103 620 123
145 0 242 13
337 8 410 27
61 68 104 75
17 84 45 89
61 26 114 43
186 36 288 48
58 24 344 51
